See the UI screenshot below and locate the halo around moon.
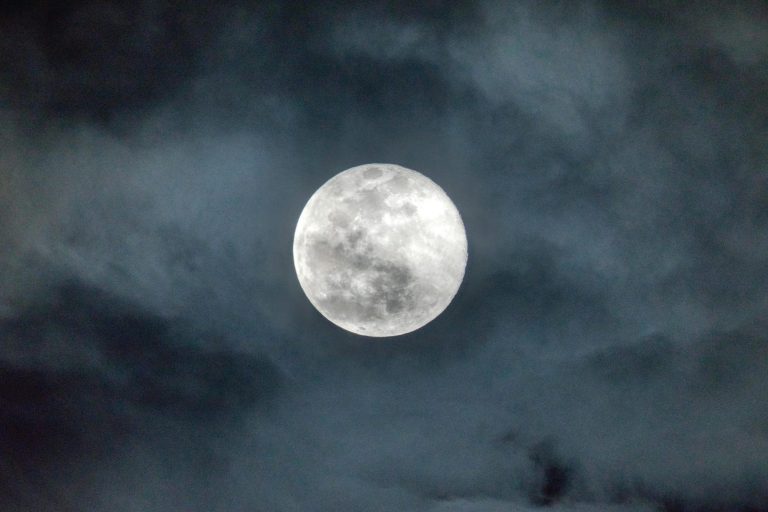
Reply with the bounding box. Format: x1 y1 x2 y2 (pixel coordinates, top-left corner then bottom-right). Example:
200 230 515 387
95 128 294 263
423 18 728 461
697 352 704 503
293 163 467 337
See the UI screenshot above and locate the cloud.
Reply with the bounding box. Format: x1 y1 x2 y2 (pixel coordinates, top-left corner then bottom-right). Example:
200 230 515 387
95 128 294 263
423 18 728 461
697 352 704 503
0 1 766 511
430 499 655 512
0 281 281 511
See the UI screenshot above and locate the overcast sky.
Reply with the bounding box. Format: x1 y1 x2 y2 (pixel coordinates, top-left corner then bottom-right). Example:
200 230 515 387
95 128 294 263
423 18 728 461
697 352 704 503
1 1 767 511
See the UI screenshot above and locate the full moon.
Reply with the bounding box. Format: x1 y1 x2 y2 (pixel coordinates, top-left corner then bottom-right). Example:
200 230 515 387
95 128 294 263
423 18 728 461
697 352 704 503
293 163 468 337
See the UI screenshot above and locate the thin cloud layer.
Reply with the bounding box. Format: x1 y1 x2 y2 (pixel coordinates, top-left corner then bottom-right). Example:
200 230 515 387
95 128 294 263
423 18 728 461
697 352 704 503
0 1 766 511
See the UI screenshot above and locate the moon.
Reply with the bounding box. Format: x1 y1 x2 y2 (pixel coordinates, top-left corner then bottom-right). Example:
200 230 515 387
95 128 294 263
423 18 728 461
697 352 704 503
293 163 468 337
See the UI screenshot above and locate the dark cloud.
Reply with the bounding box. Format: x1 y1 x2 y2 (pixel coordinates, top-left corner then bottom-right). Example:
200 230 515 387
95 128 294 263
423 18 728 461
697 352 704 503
0 280 281 510
0 1 766 511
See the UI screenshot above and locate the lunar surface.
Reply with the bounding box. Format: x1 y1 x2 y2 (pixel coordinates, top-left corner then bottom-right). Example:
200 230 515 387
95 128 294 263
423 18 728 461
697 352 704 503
293 163 468 337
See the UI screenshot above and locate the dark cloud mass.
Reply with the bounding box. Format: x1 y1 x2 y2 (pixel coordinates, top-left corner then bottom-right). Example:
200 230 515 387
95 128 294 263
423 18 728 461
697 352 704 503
0 1 766 510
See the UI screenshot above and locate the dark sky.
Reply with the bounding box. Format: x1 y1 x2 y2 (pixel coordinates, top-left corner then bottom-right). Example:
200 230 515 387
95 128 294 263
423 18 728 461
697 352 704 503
1 1 767 511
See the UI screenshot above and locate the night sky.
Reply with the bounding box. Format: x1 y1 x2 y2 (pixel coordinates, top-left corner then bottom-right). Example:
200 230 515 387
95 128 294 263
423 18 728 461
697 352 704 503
1 1 767 511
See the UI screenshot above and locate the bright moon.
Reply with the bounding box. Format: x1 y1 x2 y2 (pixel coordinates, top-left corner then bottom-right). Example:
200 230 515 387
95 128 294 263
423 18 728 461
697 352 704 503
293 163 468 337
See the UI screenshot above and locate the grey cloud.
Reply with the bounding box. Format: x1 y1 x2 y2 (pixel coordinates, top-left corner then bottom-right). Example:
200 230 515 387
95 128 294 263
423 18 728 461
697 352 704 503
0 1 766 511
0 281 281 511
